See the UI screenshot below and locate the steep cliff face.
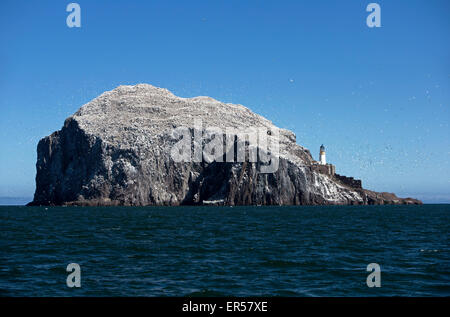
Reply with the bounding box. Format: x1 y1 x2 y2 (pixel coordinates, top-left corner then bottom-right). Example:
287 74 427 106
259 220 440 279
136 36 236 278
29 84 421 206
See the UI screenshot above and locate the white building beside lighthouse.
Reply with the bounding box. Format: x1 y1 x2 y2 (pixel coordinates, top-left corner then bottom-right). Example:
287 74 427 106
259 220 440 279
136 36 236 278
319 144 326 165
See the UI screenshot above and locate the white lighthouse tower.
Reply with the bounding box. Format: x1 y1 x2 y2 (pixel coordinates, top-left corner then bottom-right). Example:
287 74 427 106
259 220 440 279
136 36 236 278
319 144 326 165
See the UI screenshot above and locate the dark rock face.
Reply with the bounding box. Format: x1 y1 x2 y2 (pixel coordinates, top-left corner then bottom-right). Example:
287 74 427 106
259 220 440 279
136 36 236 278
362 190 422 205
29 84 421 206
334 174 362 189
32 119 106 205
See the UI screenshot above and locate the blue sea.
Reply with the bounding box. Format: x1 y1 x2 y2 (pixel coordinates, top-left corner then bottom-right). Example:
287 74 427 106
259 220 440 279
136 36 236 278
0 205 448 296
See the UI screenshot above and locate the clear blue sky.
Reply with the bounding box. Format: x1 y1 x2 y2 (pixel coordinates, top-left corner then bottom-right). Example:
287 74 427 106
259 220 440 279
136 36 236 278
0 0 449 203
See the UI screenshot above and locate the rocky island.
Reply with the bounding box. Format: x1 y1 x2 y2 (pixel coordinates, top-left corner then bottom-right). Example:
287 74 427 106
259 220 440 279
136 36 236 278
28 84 421 206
